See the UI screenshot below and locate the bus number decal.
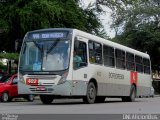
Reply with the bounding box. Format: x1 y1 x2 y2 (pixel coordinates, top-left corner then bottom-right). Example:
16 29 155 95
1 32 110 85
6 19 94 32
26 78 38 85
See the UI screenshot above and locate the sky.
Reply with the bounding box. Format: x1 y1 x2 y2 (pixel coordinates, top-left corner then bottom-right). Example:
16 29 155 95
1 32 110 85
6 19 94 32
80 0 116 38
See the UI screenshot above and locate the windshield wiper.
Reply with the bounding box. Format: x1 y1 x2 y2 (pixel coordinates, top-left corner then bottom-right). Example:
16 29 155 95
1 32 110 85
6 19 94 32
33 41 43 52
46 38 60 54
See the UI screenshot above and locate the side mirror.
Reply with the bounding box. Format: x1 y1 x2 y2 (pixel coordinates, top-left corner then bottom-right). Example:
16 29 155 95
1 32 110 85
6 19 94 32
15 39 22 52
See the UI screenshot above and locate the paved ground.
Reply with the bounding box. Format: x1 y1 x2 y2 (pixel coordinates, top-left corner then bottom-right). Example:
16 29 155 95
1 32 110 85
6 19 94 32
0 97 160 114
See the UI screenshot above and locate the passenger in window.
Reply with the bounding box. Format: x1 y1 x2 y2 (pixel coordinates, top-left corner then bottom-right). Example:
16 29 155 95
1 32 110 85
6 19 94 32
89 52 96 63
89 56 94 63
73 50 82 69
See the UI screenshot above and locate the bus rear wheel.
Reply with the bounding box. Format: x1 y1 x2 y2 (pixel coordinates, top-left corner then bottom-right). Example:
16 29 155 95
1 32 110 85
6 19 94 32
122 85 136 102
129 85 136 102
83 82 97 104
40 95 54 104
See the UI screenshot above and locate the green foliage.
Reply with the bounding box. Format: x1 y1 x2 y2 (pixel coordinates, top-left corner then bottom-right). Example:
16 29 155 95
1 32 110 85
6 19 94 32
0 53 19 60
0 0 103 52
0 62 7 71
98 0 160 71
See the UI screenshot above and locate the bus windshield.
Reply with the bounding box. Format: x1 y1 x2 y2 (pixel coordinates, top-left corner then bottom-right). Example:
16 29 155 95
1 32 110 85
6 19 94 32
19 39 70 72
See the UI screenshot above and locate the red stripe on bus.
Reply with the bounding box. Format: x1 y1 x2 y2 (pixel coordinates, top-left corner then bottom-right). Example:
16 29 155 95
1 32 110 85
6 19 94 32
130 71 138 85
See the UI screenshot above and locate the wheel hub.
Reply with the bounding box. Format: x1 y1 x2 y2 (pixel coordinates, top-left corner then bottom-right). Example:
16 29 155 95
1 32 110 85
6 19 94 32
3 93 8 102
89 87 95 99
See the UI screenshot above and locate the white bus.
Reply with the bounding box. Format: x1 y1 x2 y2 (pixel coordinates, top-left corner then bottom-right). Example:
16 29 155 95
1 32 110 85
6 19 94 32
18 28 152 104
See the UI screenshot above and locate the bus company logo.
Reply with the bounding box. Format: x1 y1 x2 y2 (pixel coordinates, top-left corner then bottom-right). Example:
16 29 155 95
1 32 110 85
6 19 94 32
26 78 38 85
109 72 124 80
130 71 138 85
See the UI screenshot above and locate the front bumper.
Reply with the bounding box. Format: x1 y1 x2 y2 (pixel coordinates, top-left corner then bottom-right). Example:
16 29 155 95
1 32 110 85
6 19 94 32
18 80 72 96
18 80 88 96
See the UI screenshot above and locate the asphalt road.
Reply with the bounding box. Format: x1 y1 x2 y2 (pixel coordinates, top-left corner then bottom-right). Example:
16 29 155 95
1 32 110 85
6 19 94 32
0 97 160 114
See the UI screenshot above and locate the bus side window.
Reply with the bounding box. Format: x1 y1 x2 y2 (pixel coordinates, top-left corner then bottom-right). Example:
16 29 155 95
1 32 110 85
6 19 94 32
126 52 135 71
135 55 143 73
73 40 87 69
103 45 115 67
115 49 125 69
89 40 102 64
89 41 95 63
143 58 150 74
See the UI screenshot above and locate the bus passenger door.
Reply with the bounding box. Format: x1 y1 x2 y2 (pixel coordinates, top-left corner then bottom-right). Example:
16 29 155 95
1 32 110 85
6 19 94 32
72 38 88 95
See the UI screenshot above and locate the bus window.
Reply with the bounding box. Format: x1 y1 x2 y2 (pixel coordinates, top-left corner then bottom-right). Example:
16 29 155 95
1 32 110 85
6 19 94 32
135 55 143 73
103 45 115 67
89 40 102 64
126 52 135 71
143 58 150 74
73 40 87 69
115 49 125 69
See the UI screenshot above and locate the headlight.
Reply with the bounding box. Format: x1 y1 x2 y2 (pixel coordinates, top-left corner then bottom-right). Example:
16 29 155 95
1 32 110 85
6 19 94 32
57 72 68 85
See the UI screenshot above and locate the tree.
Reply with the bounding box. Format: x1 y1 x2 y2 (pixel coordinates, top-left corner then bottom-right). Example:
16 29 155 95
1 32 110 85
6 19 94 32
0 52 19 60
97 0 160 71
0 0 103 52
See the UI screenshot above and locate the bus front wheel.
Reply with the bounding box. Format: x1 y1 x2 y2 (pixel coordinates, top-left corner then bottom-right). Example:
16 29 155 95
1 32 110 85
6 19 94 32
83 82 97 104
129 85 136 102
40 95 54 104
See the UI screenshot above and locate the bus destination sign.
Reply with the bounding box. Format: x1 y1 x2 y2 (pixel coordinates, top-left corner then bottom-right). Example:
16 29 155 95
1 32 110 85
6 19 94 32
28 32 68 40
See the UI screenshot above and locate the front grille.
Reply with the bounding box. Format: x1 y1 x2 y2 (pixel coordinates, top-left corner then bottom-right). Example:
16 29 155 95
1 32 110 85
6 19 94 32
26 75 57 86
27 75 57 80
29 83 55 86
43 83 55 85
32 91 53 93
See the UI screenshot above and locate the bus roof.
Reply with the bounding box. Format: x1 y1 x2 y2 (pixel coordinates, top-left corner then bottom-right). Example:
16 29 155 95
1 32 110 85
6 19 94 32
27 28 150 59
27 28 74 33
73 29 150 59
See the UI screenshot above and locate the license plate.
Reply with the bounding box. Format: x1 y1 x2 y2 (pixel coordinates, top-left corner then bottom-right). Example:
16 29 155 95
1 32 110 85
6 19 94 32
36 86 46 91
26 78 38 85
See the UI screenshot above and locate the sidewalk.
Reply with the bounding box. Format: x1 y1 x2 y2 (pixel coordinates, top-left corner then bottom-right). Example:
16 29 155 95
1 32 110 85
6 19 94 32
154 94 160 97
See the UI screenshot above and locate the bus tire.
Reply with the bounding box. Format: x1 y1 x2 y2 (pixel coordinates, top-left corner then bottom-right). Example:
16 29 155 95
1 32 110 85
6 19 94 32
83 82 97 104
122 85 136 102
121 96 127 102
26 95 34 102
129 85 136 102
40 95 54 104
